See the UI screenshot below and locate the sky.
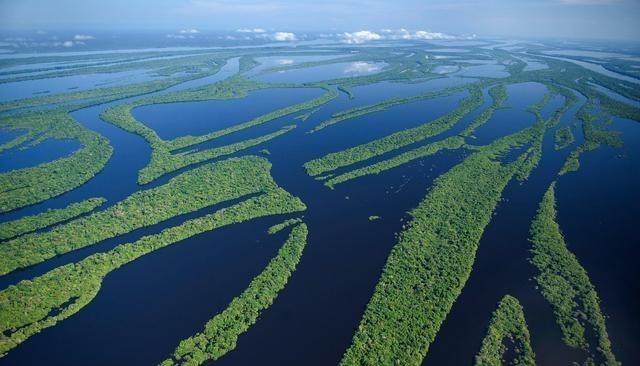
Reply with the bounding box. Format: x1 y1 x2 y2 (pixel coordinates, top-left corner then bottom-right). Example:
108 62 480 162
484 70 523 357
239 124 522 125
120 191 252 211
0 0 639 41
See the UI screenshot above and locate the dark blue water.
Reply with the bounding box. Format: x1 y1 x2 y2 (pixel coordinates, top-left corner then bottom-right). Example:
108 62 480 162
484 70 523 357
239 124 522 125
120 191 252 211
0 138 80 172
347 77 476 104
423 88 589 366
0 58 240 223
0 104 151 223
0 58 638 366
555 118 640 366
0 76 466 366
168 84 467 156
133 87 323 139
0 128 26 145
472 82 546 145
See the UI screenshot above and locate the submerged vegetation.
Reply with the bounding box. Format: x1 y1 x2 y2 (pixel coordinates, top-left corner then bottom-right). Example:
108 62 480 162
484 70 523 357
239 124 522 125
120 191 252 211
529 183 618 365
474 295 536 366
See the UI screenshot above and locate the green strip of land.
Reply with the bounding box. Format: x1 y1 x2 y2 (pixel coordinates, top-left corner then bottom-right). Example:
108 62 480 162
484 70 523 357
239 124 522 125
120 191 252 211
0 158 306 358
0 156 279 275
101 85 337 184
529 183 618 365
0 109 112 213
340 122 545 366
160 223 308 366
0 197 105 241
474 295 536 366
305 86 483 177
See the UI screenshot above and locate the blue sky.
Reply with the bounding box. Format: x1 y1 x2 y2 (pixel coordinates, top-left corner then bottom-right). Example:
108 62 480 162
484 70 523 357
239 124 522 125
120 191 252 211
1 0 638 40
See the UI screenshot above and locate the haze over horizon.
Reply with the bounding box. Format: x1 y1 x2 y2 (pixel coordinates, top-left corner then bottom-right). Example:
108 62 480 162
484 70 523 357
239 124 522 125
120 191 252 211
1 0 639 41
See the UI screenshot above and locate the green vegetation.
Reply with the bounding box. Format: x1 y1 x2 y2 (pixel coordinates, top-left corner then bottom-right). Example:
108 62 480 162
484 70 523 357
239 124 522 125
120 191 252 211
160 223 308 366
0 156 280 275
529 183 618 365
545 86 578 127
0 156 306 358
0 108 112 212
238 56 259 73
294 107 321 122
325 136 465 188
554 126 575 150
102 87 337 184
0 198 105 241
0 51 223 85
164 88 336 152
0 74 202 113
340 123 545 366
138 125 296 184
1 44 636 363
461 84 507 137
310 84 513 189
305 87 483 177
338 85 354 99
474 295 536 366
309 82 468 134
268 217 303 235
559 107 623 175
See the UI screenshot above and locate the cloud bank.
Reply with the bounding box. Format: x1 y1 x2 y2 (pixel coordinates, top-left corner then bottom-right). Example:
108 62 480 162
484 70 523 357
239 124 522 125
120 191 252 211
271 32 297 41
341 29 473 44
342 31 382 44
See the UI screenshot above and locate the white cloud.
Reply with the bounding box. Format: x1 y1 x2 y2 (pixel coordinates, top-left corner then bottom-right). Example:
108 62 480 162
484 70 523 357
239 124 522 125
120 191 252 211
237 28 266 33
271 32 297 41
342 30 382 44
73 34 94 40
378 29 474 41
167 34 187 39
344 61 382 74
179 28 200 34
408 30 456 40
338 29 472 44
62 41 74 47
